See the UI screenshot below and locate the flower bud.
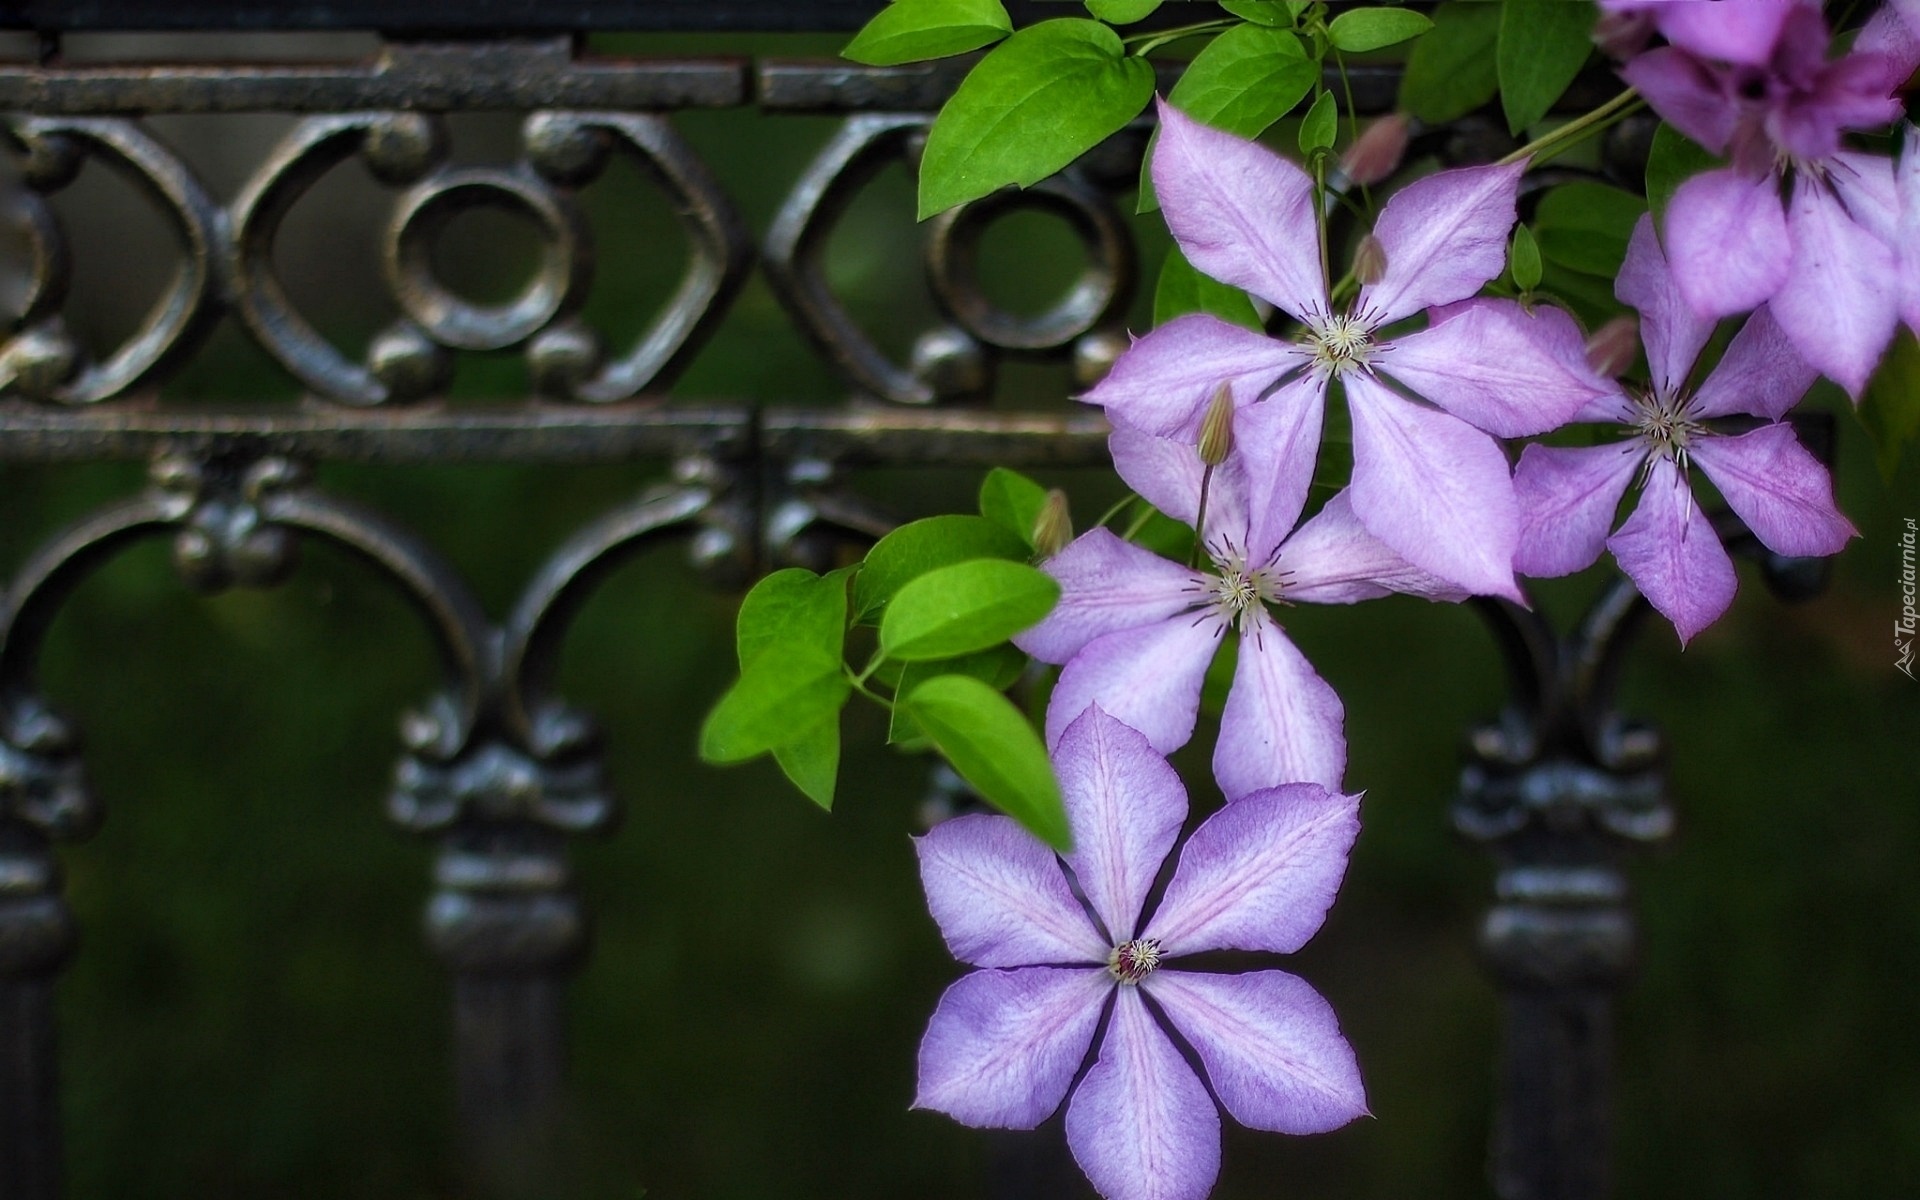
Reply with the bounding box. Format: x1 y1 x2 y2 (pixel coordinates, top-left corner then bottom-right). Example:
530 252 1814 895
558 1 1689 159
1197 383 1236 467
1031 488 1074 560
1592 9 1655 61
1584 314 1640 380
1352 234 1388 287
1337 112 1411 187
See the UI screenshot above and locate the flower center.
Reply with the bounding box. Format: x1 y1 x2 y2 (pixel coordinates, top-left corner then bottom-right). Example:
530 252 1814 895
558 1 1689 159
1107 938 1162 985
1629 389 1707 470
1307 312 1377 376
1202 543 1285 632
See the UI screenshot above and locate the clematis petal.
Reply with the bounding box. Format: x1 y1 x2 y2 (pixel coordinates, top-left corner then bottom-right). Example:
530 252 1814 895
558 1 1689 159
1773 173 1899 398
1358 161 1525 325
1666 166 1791 319
1616 214 1715 397
1654 0 1798 66
1825 151 1900 244
1235 380 1326 566
1054 706 1190 944
1277 490 1472 604
1512 443 1641 578
1857 0 1920 94
1778 57 1904 162
1691 425 1858 557
1345 372 1523 601
915 967 1111 1128
1607 457 1737 646
1904 126 1920 333
1046 614 1223 755
1016 528 1200 665
1146 970 1368 1134
1081 313 1305 439
1144 782 1361 956
916 814 1108 967
1619 47 1740 153
1109 425 1252 548
1065 986 1221 1200
1379 299 1611 437
1689 305 1815 420
1152 100 1328 322
1213 611 1346 798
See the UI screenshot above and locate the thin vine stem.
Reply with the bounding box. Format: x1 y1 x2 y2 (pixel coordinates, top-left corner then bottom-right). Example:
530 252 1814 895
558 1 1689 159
1498 88 1645 167
1127 19 1235 56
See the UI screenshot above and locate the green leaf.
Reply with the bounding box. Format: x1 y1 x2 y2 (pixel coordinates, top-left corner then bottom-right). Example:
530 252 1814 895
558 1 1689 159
1645 121 1724 225
1398 0 1499 124
903 675 1070 850
1220 1 1301 27
1169 25 1318 138
1086 0 1161 22
1327 6 1433 52
978 467 1051 546
1154 245 1264 330
1860 328 1920 481
1537 260 1627 329
735 567 849 667
854 514 1031 621
1299 89 1338 156
1509 224 1543 293
879 559 1061 662
773 720 841 810
1497 0 1596 134
887 644 1029 743
699 650 852 765
918 19 1155 219
843 0 1014 66
1534 180 1646 277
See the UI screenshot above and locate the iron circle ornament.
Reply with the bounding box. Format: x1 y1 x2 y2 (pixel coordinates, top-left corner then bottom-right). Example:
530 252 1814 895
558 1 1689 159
383 165 591 352
924 172 1132 353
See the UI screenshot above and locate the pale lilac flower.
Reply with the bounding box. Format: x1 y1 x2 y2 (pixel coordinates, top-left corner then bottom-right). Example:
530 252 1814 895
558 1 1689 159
1084 102 1611 600
1014 421 1465 799
914 705 1366 1200
1616 0 1906 394
1900 124 1920 335
1513 216 1856 644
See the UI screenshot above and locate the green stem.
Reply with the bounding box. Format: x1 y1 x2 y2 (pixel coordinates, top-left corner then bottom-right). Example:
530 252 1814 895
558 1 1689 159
1095 491 1140 532
1498 88 1644 167
847 671 894 711
1127 18 1234 56
853 651 885 687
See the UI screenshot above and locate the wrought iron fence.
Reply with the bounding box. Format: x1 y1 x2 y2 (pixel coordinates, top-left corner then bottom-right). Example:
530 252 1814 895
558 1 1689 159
0 4 1901 1199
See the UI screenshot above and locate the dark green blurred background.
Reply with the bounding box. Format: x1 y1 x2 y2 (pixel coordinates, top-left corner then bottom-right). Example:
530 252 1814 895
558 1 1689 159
1 29 1915 1200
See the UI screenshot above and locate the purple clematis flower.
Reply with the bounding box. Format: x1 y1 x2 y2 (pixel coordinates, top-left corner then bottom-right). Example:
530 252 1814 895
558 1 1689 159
1083 102 1611 600
1513 216 1856 644
1614 0 1906 395
914 705 1367 1200
1900 123 1920 335
1013 420 1465 799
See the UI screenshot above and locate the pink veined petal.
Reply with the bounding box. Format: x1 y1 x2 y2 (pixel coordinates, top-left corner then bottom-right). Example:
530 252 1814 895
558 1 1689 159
1618 47 1741 153
1691 425 1858 557
1213 611 1347 798
916 814 1109 968
1857 0 1920 93
1234 379 1326 566
1080 314 1304 439
1606 456 1737 646
1616 214 1716 397
1109 425 1254 549
1654 0 1799 66
1145 970 1368 1134
1152 100 1328 322
1378 299 1612 437
1512 442 1642 578
1053 706 1190 944
1903 125 1920 333
1825 151 1900 244
1773 173 1900 398
1143 782 1361 956
1046 614 1223 756
1344 372 1524 601
1065 986 1221 1200
1358 160 1526 325
914 967 1111 1128
1665 166 1792 318
1689 305 1815 420
1016 528 1199 666
1277 489 1473 604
